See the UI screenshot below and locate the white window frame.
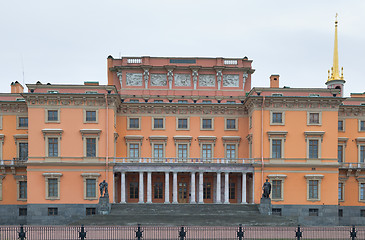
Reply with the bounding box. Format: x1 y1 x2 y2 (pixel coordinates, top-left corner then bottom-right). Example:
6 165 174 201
305 174 324 201
152 117 165 130
356 138 365 163
200 117 214 130
267 174 287 201
149 136 168 160
268 131 287 159
81 173 100 200
80 129 101 160
338 119 345 131
16 115 28 129
15 175 27 201
13 135 28 160
127 117 141 130
270 111 285 125
42 129 63 160
177 143 189 159
305 131 325 159
125 135 143 160
225 118 238 131
45 109 60 123
358 178 365 202
176 117 190 130
0 134 4 161
84 109 98 123
359 119 365 132
43 173 63 200
222 136 241 160
338 180 345 202
307 112 322 126
198 136 216 161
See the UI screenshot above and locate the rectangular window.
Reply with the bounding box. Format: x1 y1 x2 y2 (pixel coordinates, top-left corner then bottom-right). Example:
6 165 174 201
153 118 164 129
86 208 96 216
309 140 319 159
129 144 139 158
361 146 365 163
202 100 212 103
154 182 163 199
338 182 344 201
86 179 96 198
178 100 188 103
309 208 319 216
86 138 96 157
272 140 282 158
153 144 163 158
229 183 236 199
203 182 211 199
272 208 282 216
361 210 365 217
338 145 344 163
309 180 319 200
338 209 343 217
272 113 283 124
338 120 344 131
129 118 139 129
19 181 27 199
18 117 28 127
19 143 28 160
48 138 58 157
130 182 139 199
360 121 365 131
226 144 236 159
272 180 282 200
226 101 236 104
178 118 188 129
309 113 320 124
86 111 96 122
48 208 58 216
154 100 163 103
178 144 188 159
226 119 236 129
202 119 212 129
48 110 58 121
130 99 139 103
361 183 365 200
202 144 212 159
48 178 58 198
19 208 27 216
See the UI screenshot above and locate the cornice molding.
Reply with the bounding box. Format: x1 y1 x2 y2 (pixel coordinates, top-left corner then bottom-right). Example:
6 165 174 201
0 101 28 113
339 105 365 117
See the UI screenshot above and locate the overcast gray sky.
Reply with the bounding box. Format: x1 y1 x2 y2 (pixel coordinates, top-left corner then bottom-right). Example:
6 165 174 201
1 0 364 97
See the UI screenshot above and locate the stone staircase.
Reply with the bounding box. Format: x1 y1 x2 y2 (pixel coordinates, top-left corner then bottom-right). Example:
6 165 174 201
72 204 298 226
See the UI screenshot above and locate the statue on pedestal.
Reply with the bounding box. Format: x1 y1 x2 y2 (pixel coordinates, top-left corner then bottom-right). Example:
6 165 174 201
262 179 271 199
99 180 109 197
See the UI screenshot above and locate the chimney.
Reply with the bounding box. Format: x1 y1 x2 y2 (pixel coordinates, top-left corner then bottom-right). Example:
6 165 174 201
11 81 24 93
84 81 99 86
270 74 280 88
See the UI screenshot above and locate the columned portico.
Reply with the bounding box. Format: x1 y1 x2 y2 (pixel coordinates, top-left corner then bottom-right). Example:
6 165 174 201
164 172 170 204
224 172 230 204
198 172 204 204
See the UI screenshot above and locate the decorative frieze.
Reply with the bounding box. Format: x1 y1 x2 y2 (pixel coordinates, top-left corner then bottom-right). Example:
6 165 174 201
174 74 191 87
0 103 27 113
223 74 239 87
151 74 167 86
126 73 143 86
199 74 215 87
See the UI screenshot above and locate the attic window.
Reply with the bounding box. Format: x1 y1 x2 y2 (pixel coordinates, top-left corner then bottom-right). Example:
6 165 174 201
309 94 320 97
16 98 25 101
272 93 283 97
85 91 98 94
48 90 59 94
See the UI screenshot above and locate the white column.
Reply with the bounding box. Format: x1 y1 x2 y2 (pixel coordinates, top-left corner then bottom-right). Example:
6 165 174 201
241 173 247 204
216 172 221 203
224 172 230 204
198 172 204 204
172 172 178 204
139 172 144 203
147 172 152 203
164 172 170 204
190 172 196 204
120 172 126 203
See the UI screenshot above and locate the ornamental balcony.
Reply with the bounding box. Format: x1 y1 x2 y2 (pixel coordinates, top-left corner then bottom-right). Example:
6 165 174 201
111 157 255 164
339 162 365 169
0 158 27 166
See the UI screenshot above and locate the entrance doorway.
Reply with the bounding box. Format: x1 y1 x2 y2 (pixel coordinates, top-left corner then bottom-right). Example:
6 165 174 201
178 182 188 203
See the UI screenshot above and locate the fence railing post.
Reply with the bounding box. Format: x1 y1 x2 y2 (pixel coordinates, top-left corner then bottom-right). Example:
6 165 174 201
78 225 87 240
237 224 244 240
135 224 143 240
179 226 186 240
18 224 26 240
350 225 357 240
295 225 302 240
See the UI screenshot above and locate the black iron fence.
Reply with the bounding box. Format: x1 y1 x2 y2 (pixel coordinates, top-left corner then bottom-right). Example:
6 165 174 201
0 224 364 240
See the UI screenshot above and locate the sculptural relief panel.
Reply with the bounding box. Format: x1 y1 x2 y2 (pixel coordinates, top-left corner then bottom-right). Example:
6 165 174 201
150 74 167 86
126 73 143 86
199 74 215 87
174 74 191 87
223 74 239 87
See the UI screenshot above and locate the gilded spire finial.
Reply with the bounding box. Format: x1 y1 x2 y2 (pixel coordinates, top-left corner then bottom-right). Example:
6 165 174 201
328 13 344 81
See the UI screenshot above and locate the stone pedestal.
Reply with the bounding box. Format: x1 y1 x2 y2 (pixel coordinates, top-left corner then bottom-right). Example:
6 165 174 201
259 197 272 215
98 195 111 215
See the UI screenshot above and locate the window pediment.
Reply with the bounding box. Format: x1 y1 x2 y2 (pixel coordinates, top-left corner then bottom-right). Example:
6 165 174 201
13 134 28 140
222 136 241 142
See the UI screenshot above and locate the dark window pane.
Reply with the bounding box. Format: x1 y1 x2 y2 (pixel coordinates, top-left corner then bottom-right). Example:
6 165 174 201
86 179 96 198
48 110 58 121
86 138 96 157
86 111 96 121
19 117 28 127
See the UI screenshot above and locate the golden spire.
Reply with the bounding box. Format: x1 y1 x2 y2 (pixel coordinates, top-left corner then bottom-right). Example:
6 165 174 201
328 13 344 81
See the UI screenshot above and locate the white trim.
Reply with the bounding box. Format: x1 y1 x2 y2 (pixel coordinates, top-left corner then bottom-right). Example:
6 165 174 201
267 174 286 201
307 112 322 126
305 174 324 201
81 173 101 200
152 117 165 130
359 119 365 132
200 117 214 130
43 173 63 200
224 118 238 130
127 117 141 130
270 111 285 125
84 109 99 123
176 117 190 130
45 109 60 123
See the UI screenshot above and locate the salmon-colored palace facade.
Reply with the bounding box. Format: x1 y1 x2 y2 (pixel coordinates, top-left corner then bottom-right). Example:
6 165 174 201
1 21 365 225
